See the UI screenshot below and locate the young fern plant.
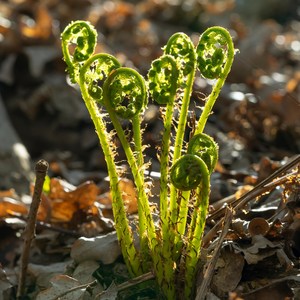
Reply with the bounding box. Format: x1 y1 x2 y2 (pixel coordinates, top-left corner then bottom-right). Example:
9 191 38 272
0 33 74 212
61 21 235 299
61 20 162 279
147 27 234 299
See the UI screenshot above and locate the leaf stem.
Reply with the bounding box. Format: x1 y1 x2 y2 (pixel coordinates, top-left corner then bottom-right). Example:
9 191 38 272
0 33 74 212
79 69 141 276
184 160 210 299
169 69 195 240
102 68 160 275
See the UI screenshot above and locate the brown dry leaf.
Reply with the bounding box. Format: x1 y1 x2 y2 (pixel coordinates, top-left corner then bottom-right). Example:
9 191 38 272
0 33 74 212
28 262 69 290
50 199 77 222
205 0 235 14
211 247 244 297
0 197 28 218
47 178 99 222
102 2 134 30
50 179 99 209
37 193 51 222
48 178 75 199
235 185 254 199
285 71 300 93
99 178 138 214
36 275 88 300
71 232 121 264
118 178 138 214
0 189 17 198
233 235 284 265
19 4 53 40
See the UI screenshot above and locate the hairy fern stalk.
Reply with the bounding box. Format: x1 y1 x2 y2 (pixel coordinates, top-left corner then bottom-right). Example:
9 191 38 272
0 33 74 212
61 20 235 299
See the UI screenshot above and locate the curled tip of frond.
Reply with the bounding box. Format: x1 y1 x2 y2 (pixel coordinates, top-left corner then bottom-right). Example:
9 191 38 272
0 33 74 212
170 154 209 191
196 26 235 80
103 68 148 119
148 55 179 105
187 133 218 174
61 21 98 83
80 53 121 103
164 33 197 77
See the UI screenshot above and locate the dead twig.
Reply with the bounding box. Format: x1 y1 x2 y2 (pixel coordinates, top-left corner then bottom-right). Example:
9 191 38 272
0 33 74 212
95 271 155 298
52 280 98 300
207 154 300 223
17 159 49 299
241 275 300 297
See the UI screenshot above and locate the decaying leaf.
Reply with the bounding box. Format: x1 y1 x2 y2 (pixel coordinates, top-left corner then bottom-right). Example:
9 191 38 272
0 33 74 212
19 5 53 40
0 189 17 198
72 260 101 284
72 260 104 296
28 262 70 290
99 178 138 214
211 247 244 298
44 178 99 222
232 234 293 267
34 176 138 224
97 281 118 300
36 275 89 300
71 232 121 265
0 266 13 299
49 179 99 209
0 197 28 218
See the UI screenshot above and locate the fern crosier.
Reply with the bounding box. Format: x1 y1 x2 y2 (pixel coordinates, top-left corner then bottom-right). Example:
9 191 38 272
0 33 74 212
61 20 97 83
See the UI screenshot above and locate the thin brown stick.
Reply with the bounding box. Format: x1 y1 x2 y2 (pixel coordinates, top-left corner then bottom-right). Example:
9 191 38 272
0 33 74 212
242 275 300 297
207 154 300 223
95 272 155 298
52 280 98 299
201 171 297 248
195 207 233 300
202 215 226 249
17 159 49 299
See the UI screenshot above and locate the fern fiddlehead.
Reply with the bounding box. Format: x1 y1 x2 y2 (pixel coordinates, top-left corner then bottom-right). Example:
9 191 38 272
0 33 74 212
169 151 210 299
103 67 148 119
148 55 179 299
164 32 197 238
80 53 121 102
148 54 179 231
170 154 205 191
187 133 218 174
170 27 234 298
175 133 218 250
183 159 210 299
102 67 160 275
61 20 97 83
195 26 235 134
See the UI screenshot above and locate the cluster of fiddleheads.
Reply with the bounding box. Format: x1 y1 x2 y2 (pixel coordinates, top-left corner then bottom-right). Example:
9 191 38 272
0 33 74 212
61 20 235 300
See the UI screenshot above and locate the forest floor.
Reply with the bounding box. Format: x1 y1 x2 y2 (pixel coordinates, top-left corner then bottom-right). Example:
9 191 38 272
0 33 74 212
0 0 299 299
